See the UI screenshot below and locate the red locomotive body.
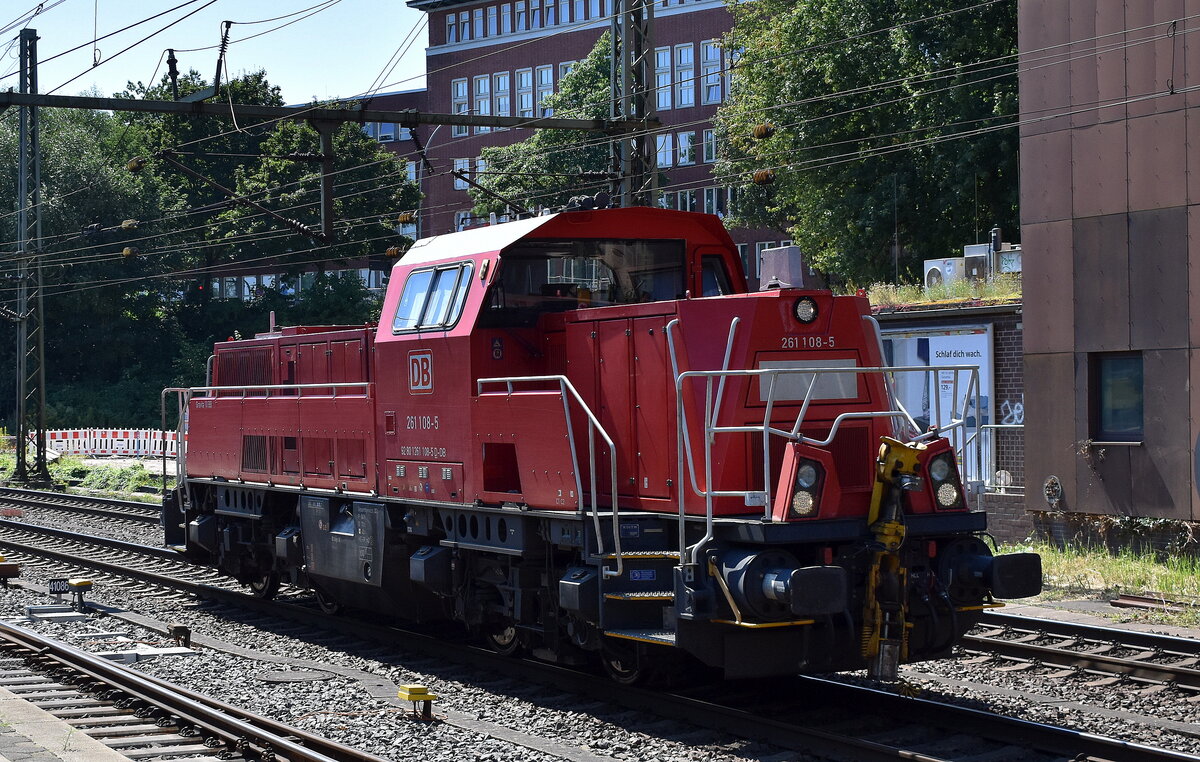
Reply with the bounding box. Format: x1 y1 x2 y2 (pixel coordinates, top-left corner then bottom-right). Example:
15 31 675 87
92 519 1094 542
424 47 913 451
166 207 1039 681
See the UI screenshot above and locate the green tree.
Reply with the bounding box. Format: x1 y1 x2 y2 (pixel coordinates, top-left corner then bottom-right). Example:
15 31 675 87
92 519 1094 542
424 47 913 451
470 33 613 216
717 0 1018 283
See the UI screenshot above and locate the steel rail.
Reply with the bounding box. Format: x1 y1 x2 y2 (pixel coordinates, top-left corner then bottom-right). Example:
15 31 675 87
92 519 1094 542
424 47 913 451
0 486 160 515
0 491 160 525
0 620 389 762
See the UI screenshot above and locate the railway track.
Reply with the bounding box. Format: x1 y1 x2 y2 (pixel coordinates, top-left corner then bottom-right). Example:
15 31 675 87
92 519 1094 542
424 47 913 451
0 486 160 524
0 620 391 762
962 611 1200 693
0 510 1196 760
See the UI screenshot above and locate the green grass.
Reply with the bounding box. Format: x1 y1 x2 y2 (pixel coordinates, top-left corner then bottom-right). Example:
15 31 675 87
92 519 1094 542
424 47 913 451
1001 540 1200 628
0 453 167 500
863 274 1022 307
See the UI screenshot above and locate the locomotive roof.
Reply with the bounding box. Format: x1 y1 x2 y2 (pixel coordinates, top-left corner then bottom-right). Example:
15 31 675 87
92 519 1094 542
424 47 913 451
397 214 558 268
392 208 737 272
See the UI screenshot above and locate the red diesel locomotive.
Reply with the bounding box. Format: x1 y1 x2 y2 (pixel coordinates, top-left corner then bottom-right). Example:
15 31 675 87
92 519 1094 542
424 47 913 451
163 207 1040 682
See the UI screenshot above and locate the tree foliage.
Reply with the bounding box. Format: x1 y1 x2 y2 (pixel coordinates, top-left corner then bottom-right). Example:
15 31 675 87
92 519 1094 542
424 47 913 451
0 70 417 427
717 0 1018 283
469 33 612 217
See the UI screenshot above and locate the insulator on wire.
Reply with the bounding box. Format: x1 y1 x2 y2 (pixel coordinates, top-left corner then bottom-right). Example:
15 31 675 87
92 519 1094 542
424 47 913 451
121 219 139 230
396 211 416 225
122 246 140 257
752 169 776 185
385 246 403 258
752 123 776 140
126 157 146 173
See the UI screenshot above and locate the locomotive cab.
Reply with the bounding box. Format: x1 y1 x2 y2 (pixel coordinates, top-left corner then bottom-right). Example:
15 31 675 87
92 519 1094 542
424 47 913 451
167 208 1040 683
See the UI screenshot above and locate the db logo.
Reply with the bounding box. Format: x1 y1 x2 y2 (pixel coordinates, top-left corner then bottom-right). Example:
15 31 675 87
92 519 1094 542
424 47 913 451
408 351 433 394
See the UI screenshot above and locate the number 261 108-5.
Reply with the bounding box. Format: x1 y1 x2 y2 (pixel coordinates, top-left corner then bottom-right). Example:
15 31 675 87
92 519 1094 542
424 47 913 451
781 335 835 349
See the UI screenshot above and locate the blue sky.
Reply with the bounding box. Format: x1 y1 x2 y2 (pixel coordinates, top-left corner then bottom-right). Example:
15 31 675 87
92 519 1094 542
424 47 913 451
2 0 429 103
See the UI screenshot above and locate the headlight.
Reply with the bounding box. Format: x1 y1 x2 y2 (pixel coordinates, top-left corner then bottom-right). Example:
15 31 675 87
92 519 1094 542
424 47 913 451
789 458 823 518
929 455 951 481
936 482 960 507
796 463 818 489
793 297 818 324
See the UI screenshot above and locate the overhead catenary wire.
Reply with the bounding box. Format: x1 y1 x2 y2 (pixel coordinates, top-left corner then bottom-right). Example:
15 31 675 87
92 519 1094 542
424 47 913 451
2 4 1187 277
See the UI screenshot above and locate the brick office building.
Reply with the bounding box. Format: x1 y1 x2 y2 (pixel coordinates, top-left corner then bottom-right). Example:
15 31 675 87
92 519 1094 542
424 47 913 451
360 0 787 281
1019 1 1200 530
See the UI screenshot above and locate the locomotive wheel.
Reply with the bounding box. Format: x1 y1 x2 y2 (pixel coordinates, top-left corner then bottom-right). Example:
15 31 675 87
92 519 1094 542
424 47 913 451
484 623 522 657
314 587 342 615
248 571 280 600
600 641 646 685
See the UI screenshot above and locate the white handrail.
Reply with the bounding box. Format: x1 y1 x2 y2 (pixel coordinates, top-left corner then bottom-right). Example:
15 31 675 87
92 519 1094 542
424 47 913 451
675 364 983 565
477 374 623 578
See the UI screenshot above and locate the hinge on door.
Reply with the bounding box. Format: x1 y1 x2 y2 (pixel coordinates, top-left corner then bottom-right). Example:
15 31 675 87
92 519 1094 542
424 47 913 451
625 329 631 336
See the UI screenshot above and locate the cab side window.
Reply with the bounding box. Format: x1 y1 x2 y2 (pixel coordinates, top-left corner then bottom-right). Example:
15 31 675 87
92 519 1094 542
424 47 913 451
392 262 474 333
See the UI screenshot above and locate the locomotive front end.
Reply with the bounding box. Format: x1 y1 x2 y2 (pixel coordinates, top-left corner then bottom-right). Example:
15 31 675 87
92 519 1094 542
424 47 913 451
663 288 1041 679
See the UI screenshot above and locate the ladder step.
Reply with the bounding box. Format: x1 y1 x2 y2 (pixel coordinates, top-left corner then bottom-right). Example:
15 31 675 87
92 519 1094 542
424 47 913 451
604 629 677 646
605 591 674 601
602 551 677 559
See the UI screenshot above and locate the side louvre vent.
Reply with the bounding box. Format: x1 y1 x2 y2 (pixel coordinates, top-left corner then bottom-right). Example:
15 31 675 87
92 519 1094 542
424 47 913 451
241 435 268 472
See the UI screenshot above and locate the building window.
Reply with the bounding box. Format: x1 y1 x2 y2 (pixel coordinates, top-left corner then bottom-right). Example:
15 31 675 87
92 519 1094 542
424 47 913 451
459 11 470 41
516 1 527 30
398 126 412 141
677 189 696 212
517 68 534 117
494 72 511 123
677 131 695 165
753 241 776 278
655 47 672 110
703 187 726 215
487 6 498 35
451 78 469 137
559 61 575 81
575 0 585 21
453 158 470 190
362 123 377 139
378 123 395 142
656 133 673 166
476 158 488 186
702 40 722 104
536 65 554 116
531 0 542 28
446 13 457 43
546 0 556 25
675 44 695 108
1092 353 1144 441
702 129 716 162
559 0 570 24
474 8 485 38
501 3 512 33
474 75 492 133
454 211 471 232
590 0 602 18
659 191 675 209
406 160 418 182
737 243 750 277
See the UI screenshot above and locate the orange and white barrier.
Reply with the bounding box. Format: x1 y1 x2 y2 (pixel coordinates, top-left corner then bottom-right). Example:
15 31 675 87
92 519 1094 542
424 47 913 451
44 429 179 458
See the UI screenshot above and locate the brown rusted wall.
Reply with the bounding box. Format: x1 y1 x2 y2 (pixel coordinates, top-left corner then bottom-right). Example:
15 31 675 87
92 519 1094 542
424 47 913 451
1019 1 1198 521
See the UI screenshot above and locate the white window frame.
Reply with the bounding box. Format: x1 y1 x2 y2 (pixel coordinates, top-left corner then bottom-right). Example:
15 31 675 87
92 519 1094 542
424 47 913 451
473 8 485 38
516 1 527 30
702 129 717 163
487 6 498 35
531 0 542 28
501 3 512 33
494 72 511 124
675 43 695 108
656 133 673 166
655 47 672 111
459 11 470 41
453 158 470 190
702 40 723 104
516 67 534 118
378 123 396 142
536 65 554 116
451 78 469 137
474 75 492 134
558 61 575 81
446 13 457 43
677 131 695 165
546 0 556 25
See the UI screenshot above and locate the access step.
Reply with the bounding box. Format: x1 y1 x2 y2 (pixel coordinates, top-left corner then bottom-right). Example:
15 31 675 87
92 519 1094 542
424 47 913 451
604 629 677 646
601 550 678 560
604 590 674 601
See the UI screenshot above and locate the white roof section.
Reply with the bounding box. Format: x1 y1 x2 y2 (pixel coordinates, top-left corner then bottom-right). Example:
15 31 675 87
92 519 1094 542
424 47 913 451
396 214 560 268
